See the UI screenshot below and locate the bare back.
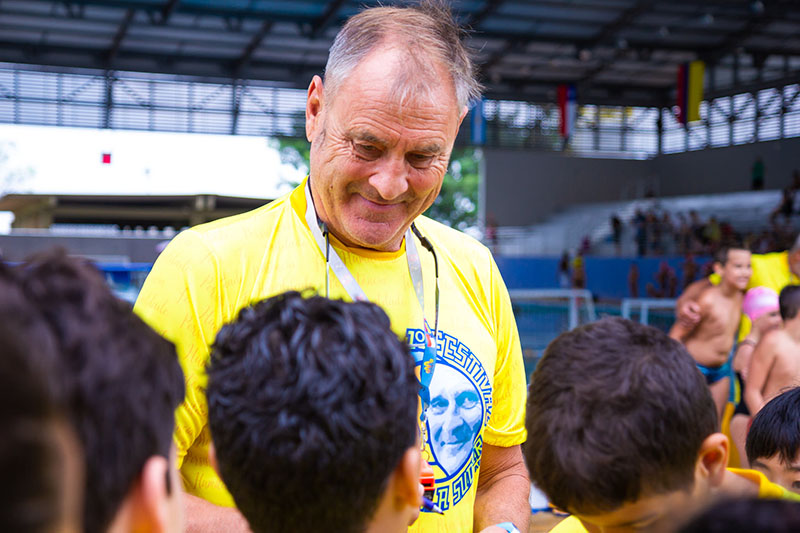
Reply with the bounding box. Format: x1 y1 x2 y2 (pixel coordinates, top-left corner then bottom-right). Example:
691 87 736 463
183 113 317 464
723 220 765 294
681 286 743 368
759 330 800 402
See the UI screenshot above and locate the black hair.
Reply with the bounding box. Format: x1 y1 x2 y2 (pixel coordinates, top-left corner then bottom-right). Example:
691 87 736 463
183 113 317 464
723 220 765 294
714 240 748 265
746 387 800 465
207 291 418 533
779 285 800 320
524 317 717 515
678 498 800 533
15 249 185 533
0 262 72 533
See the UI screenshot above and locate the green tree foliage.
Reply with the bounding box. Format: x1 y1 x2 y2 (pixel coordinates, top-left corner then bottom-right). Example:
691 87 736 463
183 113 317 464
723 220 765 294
271 137 479 232
425 147 479 232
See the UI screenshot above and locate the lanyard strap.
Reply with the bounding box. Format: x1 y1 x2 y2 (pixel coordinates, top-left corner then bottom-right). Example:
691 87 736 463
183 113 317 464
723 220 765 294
304 180 437 418
304 181 368 302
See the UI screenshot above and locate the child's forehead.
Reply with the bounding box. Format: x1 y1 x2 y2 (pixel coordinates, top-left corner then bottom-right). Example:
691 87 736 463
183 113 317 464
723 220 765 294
753 452 800 472
572 488 697 532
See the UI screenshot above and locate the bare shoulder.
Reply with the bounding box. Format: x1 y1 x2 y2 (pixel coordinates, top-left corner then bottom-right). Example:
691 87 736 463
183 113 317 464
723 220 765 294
757 329 788 352
697 285 725 311
696 284 718 304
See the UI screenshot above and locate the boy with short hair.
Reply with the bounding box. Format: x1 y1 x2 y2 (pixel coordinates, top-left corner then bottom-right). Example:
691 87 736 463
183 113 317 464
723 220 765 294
16 250 186 533
679 498 800 533
745 286 800 415
206 292 423 533
670 244 752 418
746 387 800 495
0 264 83 533
525 317 800 533
729 286 782 466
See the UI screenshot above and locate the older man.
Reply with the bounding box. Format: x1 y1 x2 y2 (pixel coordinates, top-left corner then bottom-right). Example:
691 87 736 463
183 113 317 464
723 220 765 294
134 2 529 533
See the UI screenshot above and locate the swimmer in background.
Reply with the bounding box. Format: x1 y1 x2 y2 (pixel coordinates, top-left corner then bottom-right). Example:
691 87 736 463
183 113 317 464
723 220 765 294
730 286 782 466
735 287 783 384
745 285 800 415
670 244 752 420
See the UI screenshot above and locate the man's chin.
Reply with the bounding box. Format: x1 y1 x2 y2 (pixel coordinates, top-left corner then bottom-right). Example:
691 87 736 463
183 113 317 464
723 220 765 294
338 222 408 251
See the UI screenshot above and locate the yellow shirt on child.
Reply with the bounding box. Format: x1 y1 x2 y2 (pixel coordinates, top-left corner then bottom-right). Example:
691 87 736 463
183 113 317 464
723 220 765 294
548 468 800 532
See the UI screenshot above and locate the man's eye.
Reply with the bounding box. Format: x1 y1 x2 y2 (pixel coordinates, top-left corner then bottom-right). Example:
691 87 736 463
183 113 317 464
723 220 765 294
354 144 380 158
408 153 435 166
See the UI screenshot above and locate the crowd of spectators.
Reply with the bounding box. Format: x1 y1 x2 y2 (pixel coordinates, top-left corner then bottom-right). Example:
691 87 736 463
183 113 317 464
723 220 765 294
609 207 798 259
605 170 800 259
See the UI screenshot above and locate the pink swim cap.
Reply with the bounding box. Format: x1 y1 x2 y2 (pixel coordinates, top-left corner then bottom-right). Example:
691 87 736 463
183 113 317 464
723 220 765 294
743 286 779 322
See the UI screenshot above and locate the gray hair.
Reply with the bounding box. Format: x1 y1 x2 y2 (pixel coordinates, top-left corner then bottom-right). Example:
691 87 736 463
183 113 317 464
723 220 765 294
323 0 482 110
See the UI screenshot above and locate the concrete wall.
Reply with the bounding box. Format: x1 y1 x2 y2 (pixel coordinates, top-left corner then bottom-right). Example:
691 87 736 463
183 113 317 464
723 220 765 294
484 150 655 226
654 137 799 197
485 136 800 226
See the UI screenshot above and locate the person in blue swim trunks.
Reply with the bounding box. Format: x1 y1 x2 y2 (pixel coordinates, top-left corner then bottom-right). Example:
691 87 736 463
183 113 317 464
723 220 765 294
671 243 752 421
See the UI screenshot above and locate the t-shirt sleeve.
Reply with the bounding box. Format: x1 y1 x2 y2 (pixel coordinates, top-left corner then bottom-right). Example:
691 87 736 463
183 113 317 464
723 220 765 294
482 252 528 447
133 229 224 468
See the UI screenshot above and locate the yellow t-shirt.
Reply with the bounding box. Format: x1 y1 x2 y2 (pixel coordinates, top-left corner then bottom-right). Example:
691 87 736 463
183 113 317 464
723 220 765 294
709 251 800 339
134 178 527 533
548 468 800 532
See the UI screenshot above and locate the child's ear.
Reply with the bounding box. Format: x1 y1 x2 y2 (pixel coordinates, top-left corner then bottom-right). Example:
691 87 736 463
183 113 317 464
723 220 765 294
130 456 171 533
394 446 423 509
209 442 220 477
712 262 724 276
695 432 729 488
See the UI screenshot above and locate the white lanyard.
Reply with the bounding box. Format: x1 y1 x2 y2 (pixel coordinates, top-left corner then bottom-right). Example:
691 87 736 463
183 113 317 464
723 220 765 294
303 180 438 419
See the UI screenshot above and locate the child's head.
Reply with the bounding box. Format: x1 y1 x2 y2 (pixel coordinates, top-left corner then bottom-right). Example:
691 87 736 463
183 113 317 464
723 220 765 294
207 292 421 533
744 286 782 335
746 387 800 494
525 317 723 533
678 498 800 533
713 244 751 291
779 285 800 323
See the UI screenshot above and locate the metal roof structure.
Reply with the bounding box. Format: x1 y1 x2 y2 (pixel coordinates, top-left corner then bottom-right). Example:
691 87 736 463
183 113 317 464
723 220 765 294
0 192 270 228
0 0 798 108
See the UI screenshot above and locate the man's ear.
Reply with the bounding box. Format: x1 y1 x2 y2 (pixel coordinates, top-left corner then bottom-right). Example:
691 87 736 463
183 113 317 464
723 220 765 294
130 455 171 533
306 75 325 143
458 105 468 124
695 432 729 488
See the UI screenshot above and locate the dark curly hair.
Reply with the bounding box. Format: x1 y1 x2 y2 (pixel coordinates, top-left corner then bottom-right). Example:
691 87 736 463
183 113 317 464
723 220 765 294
207 291 418 533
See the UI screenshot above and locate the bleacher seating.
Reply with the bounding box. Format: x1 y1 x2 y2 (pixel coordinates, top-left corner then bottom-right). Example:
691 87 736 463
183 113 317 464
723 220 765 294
493 189 787 256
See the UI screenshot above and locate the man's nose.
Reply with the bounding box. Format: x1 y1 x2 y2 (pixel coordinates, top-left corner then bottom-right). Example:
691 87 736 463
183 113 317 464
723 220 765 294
369 157 409 201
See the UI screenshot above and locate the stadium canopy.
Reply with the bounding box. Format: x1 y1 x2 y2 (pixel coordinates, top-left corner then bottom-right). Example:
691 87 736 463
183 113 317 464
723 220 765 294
0 0 797 108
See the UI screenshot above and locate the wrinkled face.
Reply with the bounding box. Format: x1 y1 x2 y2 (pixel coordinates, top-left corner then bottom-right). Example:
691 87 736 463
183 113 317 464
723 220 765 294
716 249 752 291
751 453 800 495
306 45 463 252
427 365 481 475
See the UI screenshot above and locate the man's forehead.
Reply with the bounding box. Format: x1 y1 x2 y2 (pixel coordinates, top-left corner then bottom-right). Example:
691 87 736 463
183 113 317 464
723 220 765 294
337 42 459 110
347 128 444 154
